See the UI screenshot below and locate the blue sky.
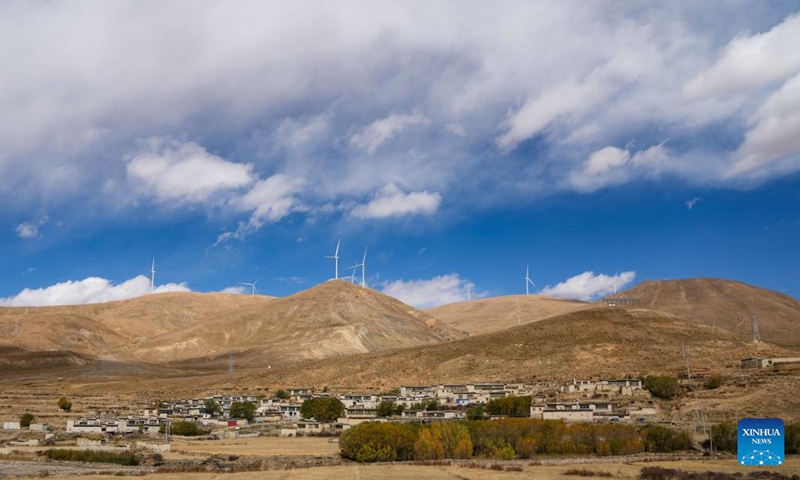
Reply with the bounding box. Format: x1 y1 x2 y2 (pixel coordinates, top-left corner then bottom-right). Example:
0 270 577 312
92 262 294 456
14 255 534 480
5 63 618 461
2 1 800 307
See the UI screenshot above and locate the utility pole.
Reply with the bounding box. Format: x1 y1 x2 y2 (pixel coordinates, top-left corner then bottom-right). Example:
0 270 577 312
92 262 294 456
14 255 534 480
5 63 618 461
682 343 692 380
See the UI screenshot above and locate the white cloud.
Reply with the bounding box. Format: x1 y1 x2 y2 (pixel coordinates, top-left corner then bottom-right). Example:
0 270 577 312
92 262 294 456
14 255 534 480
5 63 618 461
683 13 800 99
220 285 248 294
15 222 39 239
568 144 670 192
126 139 254 204
351 183 441 219
496 80 610 150
686 197 701 210
0 275 190 307
350 113 430 155
540 271 636 301
216 174 306 244
729 73 800 176
380 273 475 308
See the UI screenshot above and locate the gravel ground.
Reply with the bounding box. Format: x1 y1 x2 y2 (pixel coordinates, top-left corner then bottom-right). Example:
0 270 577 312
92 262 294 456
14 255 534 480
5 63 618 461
0 459 155 477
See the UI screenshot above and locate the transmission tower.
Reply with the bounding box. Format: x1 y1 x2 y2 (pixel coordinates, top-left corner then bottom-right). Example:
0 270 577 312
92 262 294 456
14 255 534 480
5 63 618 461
752 315 761 342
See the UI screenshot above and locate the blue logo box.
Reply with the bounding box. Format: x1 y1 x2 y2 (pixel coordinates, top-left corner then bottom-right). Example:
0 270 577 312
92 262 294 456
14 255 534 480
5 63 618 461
738 418 784 466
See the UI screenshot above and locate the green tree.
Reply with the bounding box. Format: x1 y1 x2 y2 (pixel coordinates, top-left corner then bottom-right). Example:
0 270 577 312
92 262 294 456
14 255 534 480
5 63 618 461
376 401 397 418
643 376 679 399
411 398 441 411
300 397 345 423
204 398 221 416
20 413 35 428
467 405 486 420
57 396 72 412
229 401 255 422
486 395 532 417
275 389 290 400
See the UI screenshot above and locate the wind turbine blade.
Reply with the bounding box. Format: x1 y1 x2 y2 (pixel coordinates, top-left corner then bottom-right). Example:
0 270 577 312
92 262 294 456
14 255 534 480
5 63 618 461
335 239 340 257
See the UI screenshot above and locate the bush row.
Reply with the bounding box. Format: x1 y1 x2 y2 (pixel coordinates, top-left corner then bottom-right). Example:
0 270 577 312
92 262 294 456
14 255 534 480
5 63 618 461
43 448 140 466
339 418 696 462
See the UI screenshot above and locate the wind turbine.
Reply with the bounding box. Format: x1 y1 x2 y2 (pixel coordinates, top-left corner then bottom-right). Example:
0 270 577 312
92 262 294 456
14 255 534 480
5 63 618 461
150 258 156 294
239 277 260 295
325 239 341 280
344 266 357 284
467 286 474 301
348 248 368 288
525 265 535 295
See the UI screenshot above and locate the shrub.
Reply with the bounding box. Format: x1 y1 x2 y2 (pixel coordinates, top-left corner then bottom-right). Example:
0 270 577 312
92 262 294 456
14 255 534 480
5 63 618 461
786 422 800 454
44 449 139 466
57 396 72 412
704 375 725 390
159 420 204 436
20 413 35 428
641 425 693 452
300 397 345 423
643 376 679 400
710 422 737 454
275 389 290 400
564 469 614 477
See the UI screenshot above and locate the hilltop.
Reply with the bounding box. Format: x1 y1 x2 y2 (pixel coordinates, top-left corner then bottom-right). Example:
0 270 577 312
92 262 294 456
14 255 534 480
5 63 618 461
426 294 586 336
606 278 800 347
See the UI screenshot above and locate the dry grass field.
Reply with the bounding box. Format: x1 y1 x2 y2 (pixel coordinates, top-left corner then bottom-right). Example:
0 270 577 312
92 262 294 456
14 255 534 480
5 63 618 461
35 457 800 480
607 278 800 348
168 435 341 457
426 294 587 336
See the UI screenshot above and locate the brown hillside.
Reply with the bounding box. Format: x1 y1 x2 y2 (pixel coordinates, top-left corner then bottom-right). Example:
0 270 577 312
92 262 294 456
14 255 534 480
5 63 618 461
426 295 586 335
151 280 462 367
0 292 275 356
243 307 793 389
1 281 460 368
605 278 800 347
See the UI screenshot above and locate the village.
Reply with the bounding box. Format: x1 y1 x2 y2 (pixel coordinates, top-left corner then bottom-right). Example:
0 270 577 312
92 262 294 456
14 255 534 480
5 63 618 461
1 378 656 444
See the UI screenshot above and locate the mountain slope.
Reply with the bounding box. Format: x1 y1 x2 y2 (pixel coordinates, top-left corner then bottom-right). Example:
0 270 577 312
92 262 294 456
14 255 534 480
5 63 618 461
0 292 276 356
146 280 462 367
426 295 586 335
1 281 461 368
605 278 800 347
244 307 794 389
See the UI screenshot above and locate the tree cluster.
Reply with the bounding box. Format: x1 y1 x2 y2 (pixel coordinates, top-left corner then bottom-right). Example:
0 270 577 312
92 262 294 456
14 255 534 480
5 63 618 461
376 401 405 417
643 375 679 399
229 401 256 421
485 395 532 417
339 418 695 462
300 397 345 423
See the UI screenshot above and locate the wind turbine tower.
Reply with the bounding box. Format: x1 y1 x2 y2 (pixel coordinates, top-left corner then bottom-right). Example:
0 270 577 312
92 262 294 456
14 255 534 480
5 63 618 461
525 265 535 295
325 239 341 280
239 278 259 295
467 286 474 301
348 248 368 288
150 258 156 294
752 315 762 342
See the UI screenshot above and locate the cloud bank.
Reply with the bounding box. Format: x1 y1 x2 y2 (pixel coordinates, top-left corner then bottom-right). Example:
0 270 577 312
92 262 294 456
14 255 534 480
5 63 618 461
2 3 800 239
540 271 636 301
380 273 475 308
0 276 190 307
